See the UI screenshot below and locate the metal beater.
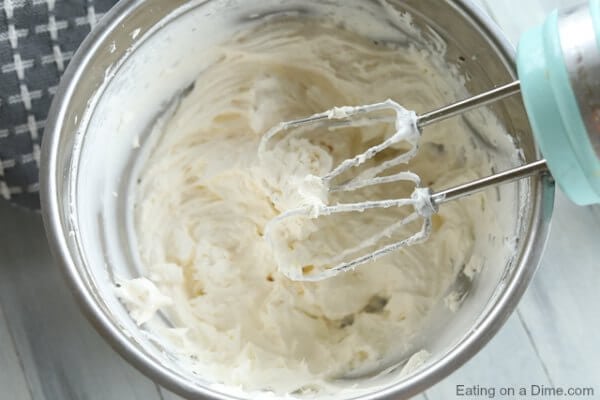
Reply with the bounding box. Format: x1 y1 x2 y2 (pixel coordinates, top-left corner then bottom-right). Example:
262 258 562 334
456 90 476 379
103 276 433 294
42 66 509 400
260 1 600 281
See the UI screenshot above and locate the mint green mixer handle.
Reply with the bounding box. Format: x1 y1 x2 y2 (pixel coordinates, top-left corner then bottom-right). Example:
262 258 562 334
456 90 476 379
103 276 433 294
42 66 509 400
517 0 600 205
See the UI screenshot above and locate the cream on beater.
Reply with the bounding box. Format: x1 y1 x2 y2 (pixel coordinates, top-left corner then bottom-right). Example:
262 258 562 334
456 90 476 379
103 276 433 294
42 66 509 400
116 16 520 394
258 98 435 281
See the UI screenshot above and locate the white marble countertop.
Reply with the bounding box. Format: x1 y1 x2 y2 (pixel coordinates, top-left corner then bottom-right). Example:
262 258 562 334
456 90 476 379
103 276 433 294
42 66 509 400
1 1 599 399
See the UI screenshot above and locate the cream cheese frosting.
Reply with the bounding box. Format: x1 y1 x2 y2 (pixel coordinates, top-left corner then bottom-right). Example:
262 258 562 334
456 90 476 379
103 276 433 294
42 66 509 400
116 16 519 394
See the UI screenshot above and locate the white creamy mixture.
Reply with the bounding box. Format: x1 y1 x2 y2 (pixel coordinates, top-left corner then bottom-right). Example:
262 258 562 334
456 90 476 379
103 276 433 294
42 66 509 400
116 17 518 394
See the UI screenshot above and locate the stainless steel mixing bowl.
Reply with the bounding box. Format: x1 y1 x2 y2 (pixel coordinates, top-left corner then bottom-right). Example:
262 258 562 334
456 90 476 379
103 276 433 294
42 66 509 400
40 0 555 399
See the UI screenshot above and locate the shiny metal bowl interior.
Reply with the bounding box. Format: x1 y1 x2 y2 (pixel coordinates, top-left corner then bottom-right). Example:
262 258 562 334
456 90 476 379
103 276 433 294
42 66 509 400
41 0 555 399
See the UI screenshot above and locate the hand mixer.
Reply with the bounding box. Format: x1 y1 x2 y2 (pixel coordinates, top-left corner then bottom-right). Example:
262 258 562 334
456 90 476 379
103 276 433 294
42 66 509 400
260 1 600 282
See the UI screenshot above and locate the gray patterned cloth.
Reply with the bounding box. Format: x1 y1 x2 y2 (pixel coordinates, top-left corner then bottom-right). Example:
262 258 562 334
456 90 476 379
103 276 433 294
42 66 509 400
0 0 118 209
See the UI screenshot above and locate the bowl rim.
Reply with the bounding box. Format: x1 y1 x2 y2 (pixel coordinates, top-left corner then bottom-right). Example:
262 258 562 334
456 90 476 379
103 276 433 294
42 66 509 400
40 1 555 399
